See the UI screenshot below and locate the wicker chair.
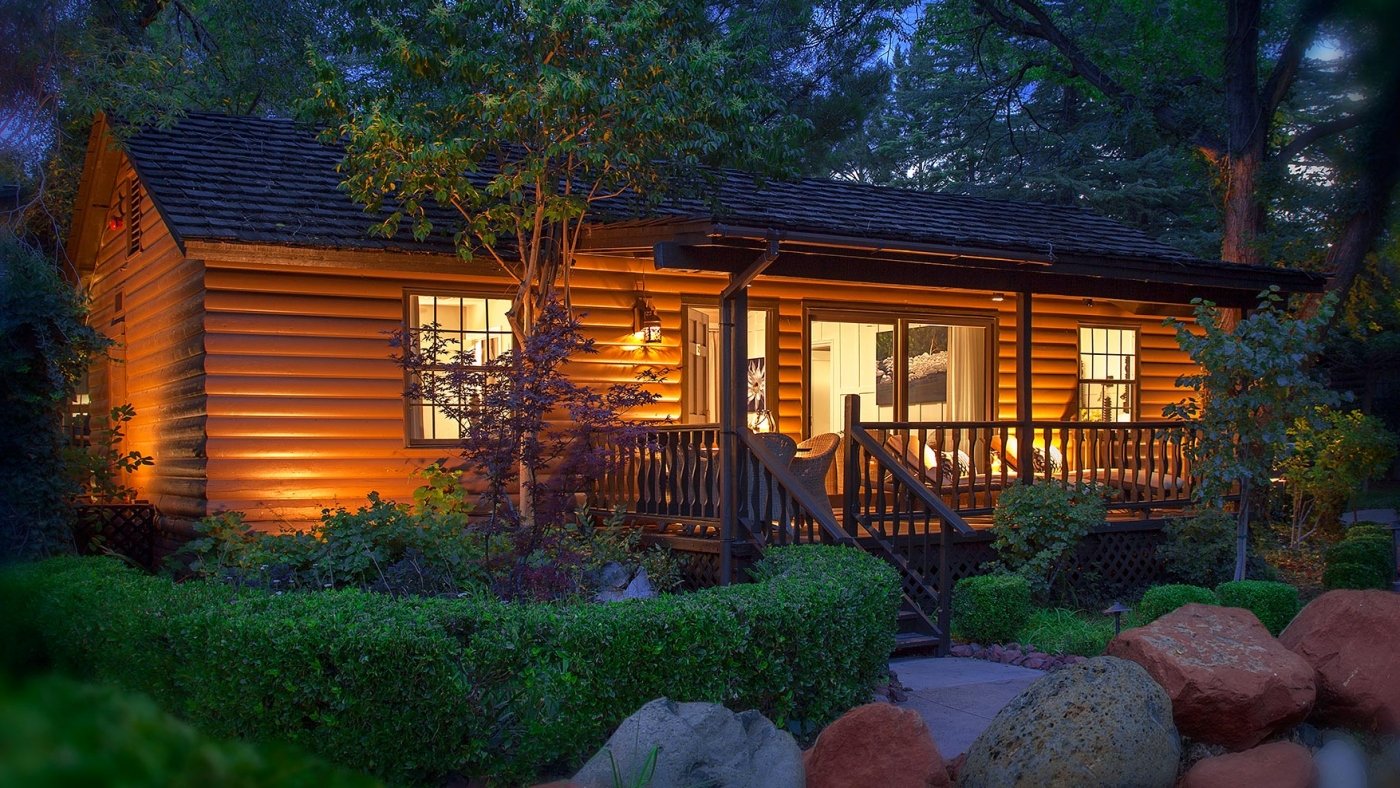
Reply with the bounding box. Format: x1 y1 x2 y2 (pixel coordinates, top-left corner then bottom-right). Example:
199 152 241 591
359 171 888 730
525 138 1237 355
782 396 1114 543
743 433 797 541
791 433 841 520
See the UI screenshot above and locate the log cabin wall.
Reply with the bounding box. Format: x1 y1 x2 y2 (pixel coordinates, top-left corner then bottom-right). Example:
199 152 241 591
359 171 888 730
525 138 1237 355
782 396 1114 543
83 158 207 532
108 236 1197 533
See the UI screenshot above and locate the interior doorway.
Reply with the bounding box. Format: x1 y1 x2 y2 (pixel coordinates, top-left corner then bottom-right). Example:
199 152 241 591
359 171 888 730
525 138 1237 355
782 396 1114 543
682 304 776 427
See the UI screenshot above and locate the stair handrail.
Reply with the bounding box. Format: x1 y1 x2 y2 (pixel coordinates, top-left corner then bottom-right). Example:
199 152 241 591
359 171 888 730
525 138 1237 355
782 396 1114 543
735 427 856 548
843 423 978 537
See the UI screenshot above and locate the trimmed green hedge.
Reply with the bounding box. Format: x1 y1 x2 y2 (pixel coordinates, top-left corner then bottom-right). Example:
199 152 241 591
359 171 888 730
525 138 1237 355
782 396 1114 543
1324 533 1394 591
1133 584 1217 626
952 574 1032 643
0 675 378 787
0 546 897 784
1215 580 1299 634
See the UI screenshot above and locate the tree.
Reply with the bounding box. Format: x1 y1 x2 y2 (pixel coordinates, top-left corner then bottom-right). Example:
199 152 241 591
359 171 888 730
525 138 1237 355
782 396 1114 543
1165 287 1339 580
319 0 795 341
881 0 1400 309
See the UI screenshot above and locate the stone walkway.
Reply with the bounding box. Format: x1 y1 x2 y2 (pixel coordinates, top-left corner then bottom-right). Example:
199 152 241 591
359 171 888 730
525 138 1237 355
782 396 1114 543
891 656 1043 758
1342 508 1398 526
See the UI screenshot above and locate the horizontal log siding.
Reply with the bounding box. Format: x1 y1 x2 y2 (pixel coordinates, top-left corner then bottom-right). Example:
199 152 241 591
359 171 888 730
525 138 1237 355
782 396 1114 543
192 244 1200 530
85 159 207 528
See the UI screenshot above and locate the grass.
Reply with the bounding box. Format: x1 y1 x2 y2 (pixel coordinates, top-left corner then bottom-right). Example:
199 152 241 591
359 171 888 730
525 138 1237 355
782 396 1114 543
1015 608 1116 657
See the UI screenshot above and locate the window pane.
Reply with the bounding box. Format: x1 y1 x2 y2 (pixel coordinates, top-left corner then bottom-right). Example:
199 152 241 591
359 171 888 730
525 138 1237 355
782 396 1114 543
406 292 513 442
1078 327 1137 421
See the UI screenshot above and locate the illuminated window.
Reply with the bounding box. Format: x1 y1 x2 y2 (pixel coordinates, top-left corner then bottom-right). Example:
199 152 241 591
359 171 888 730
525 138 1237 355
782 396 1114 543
406 292 513 443
1078 326 1137 422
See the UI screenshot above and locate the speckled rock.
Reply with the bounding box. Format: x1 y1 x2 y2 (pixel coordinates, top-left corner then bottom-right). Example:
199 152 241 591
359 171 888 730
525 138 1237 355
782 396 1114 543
1178 741 1315 788
958 656 1180 788
1107 604 1315 750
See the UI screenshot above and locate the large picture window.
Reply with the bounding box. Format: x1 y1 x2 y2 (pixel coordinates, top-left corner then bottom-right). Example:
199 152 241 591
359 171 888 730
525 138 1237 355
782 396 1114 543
1078 326 1137 422
406 292 513 444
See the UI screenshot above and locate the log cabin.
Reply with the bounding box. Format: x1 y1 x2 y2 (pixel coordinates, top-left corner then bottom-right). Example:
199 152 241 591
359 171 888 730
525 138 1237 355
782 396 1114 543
69 113 1323 648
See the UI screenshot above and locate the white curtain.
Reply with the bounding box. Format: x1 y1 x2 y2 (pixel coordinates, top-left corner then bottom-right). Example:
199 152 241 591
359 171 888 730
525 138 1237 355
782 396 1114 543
948 325 987 422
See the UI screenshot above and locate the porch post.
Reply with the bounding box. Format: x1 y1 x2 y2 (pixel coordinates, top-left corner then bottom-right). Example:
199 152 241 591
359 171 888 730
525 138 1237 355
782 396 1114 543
718 281 749 585
1017 291 1033 481
717 239 780 585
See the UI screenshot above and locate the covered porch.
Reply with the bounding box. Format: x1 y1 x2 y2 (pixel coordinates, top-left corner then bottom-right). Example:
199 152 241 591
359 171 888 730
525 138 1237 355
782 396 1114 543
582 221 1324 653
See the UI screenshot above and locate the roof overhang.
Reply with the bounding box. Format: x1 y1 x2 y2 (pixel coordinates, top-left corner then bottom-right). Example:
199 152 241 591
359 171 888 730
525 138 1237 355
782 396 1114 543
583 220 1326 308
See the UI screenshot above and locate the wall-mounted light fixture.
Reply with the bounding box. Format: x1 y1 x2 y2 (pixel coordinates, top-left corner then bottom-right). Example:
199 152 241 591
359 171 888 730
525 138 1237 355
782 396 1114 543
991 292 1005 302
633 280 662 344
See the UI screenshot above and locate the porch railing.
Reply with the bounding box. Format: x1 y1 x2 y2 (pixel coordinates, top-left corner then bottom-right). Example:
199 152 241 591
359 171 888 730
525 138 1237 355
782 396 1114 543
590 423 722 521
857 418 1201 516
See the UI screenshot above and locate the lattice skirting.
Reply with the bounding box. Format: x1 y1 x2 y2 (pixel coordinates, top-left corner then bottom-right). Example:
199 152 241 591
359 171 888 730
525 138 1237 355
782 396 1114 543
73 502 157 570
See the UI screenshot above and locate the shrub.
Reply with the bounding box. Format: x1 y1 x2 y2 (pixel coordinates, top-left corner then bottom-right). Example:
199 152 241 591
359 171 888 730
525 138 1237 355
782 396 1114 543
0 674 377 787
1325 538 1393 580
1214 580 1299 634
1343 522 1392 541
991 481 1107 595
1158 508 1276 586
952 574 1032 643
1133 584 1217 626
1280 407 1397 544
1322 561 1390 590
1016 608 1115 657
1 545 896 784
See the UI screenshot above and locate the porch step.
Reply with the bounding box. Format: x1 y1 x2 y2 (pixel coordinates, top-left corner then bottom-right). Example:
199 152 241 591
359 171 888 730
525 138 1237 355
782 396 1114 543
893 630 941 655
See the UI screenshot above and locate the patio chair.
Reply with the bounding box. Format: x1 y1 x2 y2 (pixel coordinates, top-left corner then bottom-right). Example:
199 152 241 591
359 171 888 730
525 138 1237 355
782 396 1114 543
791 433 841 520
742 432 797 542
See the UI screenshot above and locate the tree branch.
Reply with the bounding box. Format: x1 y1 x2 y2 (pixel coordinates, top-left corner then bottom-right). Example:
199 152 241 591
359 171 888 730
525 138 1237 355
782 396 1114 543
1274 111 1369 162
1259 0 1338 124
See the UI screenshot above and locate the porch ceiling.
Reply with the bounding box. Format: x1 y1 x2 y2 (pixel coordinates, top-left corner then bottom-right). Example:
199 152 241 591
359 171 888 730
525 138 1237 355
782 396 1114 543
586 221 1326 308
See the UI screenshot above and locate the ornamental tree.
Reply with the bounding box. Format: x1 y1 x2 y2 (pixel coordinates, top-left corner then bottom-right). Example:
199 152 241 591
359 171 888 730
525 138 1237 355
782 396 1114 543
1165 287 1338 580
316 0 793 340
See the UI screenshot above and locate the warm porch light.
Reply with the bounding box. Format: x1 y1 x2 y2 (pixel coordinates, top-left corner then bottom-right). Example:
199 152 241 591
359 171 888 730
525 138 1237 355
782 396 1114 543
991 292 1005 302
633 296 662 343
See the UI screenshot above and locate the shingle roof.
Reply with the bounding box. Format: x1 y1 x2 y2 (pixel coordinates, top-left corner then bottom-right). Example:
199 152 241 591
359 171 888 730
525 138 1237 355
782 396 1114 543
125 112 1203 266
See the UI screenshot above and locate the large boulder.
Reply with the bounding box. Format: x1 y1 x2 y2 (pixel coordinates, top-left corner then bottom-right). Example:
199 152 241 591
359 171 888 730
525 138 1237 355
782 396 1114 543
802 703 949 788
1280 590 1400 733
572 698 803 788
1178 741 1315 788
1106 603 1315 750
958 656 1180 788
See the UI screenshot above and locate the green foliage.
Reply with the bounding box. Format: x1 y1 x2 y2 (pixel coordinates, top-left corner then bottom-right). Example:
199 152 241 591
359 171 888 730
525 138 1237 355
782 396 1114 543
1214 580 1300 635
63 404 154 503
317 0 795 338
574 509 685 594
0 674 378 788
0 234 112 560
991 481 1106 595
1322 561 1390 590
1016 609 1115 657
3 545 897 783
1344 522 1392 541
1323 534 1394 591
1165 289 1339 578
1280 407 1397 543
1133 584 1218 626
1159 509 1274 586
952 574 1032 644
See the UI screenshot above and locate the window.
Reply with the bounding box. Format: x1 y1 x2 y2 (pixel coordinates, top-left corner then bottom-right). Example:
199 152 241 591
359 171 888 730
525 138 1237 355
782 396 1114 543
406 292 513 444
1078 326 1137 421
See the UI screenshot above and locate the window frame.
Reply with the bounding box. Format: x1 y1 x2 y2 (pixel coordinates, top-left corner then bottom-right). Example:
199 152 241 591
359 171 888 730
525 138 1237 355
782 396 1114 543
1076 323 1140 422
402 287 516 448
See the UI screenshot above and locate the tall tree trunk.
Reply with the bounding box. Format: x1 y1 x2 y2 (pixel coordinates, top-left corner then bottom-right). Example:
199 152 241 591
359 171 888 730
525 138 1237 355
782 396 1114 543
1221 0 1267 268
1221 151 1266 266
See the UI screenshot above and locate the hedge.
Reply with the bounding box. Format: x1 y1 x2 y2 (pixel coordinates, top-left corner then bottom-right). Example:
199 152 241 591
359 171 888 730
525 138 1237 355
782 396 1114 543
0 674 378 787
952 574 1032 643
1214 580 1299 635
0 545 898 784
1133 584 1217 626
1324 537 1393 590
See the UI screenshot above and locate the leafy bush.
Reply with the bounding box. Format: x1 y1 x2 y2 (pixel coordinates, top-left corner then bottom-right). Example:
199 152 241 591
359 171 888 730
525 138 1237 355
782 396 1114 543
1280 407 1397 544
952 574 1032 643
1325 538 1393 581
1016 608 1115 656
991 481 1106 595
1343 522 1392 541
1133 584 1217 626
1 234 111 560
1214 580 1299 634
1322 561 1390 590
63 404 154 503
1 545 896 784
0 674 377 787
1158 508 1276 586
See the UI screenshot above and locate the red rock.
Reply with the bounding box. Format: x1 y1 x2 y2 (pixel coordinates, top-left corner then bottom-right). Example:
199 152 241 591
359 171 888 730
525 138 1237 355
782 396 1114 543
803 703 949 788
1178 741 1315 788
1280 589 1400 733
1106 603 1315 750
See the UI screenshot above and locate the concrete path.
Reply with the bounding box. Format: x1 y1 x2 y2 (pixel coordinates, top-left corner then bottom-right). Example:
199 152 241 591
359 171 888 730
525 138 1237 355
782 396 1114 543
891 656 1043 758
1343 509 1398 526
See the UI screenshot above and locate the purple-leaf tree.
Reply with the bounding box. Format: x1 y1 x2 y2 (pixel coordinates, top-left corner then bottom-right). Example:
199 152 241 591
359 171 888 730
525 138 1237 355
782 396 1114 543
394 298 660 600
